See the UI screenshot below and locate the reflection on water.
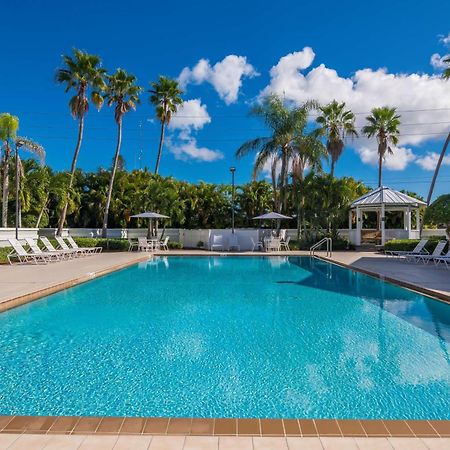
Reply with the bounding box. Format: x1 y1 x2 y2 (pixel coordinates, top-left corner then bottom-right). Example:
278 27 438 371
287 257 450 343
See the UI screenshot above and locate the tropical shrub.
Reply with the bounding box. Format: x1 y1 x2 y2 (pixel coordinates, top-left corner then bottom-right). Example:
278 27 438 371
168 241 183 249
384 238 447 253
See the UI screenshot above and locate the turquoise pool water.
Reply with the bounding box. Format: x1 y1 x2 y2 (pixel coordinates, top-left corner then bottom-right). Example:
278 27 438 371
0 256 449 419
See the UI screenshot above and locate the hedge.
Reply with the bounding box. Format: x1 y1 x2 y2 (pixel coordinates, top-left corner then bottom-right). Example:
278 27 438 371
290 237 349 251
384 238 448 253
0 246 12 264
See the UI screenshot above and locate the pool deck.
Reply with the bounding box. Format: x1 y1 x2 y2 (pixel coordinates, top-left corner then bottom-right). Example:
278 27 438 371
1 250 449 449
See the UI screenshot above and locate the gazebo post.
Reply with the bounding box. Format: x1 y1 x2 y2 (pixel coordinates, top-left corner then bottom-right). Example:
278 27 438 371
416 209 420 234
406 206 412 237
381 202 385 246
356 206 362 246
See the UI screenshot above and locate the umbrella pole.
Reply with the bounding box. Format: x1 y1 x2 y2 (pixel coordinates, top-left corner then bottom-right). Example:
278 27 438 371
147 219 152 239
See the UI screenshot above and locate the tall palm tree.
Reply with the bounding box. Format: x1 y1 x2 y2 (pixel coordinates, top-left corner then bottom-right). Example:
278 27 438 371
0 113 19 227
55 48 106 235
426 59 450 206
362 107 401 187
149 76 183 174
101 69 143 237
236 94 318 213
14 137 45 233
316 100 357 177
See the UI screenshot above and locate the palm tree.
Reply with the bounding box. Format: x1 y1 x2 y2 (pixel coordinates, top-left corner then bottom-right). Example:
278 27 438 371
316 100 357 177
55 48 106 235
0 113 19 227
236 94 318 213
426 59 450 206
13 137 45 234
149 76 183 174
362 107 401 187
101 69 143 237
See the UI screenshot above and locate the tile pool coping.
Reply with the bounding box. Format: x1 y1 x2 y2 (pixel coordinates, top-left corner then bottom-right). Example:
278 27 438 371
0 416 449 438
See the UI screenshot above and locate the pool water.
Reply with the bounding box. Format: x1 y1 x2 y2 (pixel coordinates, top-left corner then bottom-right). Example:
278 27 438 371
0 256 449 419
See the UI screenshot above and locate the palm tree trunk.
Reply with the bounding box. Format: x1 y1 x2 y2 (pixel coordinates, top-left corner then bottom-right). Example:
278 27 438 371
15 149 20 235
426 131 450 206
154 120 166 174
57 115 84 236
271 159 278 211
102 117 123 238
2 143 11 227
378 151 383 188
330 159 335 178
36 196 48 228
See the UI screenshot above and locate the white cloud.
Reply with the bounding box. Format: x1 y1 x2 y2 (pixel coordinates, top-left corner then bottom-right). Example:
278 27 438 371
440 32 450 46
430 53 449 70
261 47 450 171
168 138 224 162
355 146 416 171
179 55 258 104
168 99 211 131
415 151 450 171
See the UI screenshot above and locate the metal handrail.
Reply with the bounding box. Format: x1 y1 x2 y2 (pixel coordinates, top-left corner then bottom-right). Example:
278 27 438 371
310 237 332 257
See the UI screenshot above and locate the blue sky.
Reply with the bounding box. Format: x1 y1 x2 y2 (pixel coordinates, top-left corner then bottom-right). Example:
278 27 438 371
2 0 450 198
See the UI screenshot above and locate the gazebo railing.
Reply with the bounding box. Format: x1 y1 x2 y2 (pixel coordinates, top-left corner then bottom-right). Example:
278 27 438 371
310 237 332 257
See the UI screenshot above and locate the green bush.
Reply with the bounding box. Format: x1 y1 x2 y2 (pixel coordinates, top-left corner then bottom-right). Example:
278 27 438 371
384 238 448 253
290 237 349 251
0 246 12 264
72 237 129 251
168 241 183 249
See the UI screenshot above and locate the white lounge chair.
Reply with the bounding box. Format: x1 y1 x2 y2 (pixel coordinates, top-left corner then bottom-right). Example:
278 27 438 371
66 235 102 254
40 236 76 259
25 238 61 262
159 236 170 251
55 236 85 257
433 247 450 268
210 235 224 251
409 240 447 264
7 238 50 265
385 239 428 257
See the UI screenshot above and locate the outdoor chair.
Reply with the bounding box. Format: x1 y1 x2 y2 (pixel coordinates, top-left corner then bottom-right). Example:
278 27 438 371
138 237 152 252
385 239 428 257
25 238 61 262
251 237 264 252
128 239 139 252
228 234 240 251
40 236 75 259
210 235 225 251
408 240 447 264
159 236 170 251
55 236 85 257
66 235 102 254
280 236 291 251
7 238 50 265
433 247 450 269
266 237 281 252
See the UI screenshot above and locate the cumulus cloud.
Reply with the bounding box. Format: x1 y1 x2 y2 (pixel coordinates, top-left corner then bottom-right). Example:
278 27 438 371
430 53 449 70
261 47 450 170
165 98 223 162
355 146 416 171
167 138 223 162
168 99 211 131
179 55 258 104
415 151 450 171
440 32 450 46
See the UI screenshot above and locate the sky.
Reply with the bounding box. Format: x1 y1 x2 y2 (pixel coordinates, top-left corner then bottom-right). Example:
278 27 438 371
2 0 450 199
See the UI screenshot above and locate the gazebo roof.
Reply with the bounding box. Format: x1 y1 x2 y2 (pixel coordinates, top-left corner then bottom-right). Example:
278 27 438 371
350 186 426 208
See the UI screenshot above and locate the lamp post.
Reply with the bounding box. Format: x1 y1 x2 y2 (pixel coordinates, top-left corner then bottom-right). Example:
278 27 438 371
230 167 236 234
15 140 24 240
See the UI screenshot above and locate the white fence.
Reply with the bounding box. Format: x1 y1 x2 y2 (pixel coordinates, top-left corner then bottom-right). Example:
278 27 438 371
0 227 447 248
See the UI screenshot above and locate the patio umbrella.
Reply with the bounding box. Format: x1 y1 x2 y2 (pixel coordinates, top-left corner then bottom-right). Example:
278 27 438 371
253 212 292 236
130 211 169 238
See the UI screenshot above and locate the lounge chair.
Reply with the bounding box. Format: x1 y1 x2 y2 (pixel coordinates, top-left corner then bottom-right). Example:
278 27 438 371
7 238 50 265
66 235 102 254
385 239 428 257
210 235 224 251
433 247 450 268
40 236 76 259
408 240 447 264
159 236 169 251
55 236 85 257
25 238 61 262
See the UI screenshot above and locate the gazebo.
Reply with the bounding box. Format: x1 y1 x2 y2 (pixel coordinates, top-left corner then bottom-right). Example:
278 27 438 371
348 186 426 247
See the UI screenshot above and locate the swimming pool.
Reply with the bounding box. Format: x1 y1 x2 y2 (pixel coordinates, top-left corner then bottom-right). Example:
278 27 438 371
0 256 449 419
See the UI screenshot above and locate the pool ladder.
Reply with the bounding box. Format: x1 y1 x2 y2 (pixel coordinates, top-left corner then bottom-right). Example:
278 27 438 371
309 238 332 257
